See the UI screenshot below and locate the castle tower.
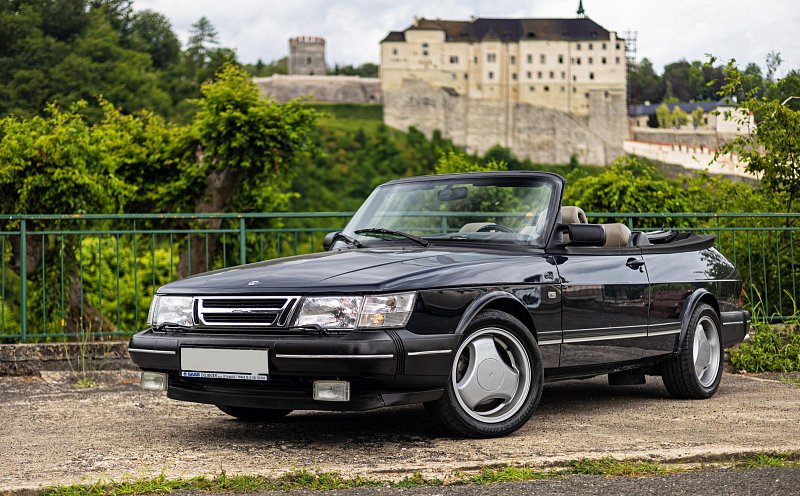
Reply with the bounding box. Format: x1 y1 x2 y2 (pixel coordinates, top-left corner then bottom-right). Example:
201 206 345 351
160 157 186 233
288 36 327 76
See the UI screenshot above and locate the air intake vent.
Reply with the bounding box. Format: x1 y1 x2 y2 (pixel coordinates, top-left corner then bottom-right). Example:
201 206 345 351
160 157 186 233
197 296 300 327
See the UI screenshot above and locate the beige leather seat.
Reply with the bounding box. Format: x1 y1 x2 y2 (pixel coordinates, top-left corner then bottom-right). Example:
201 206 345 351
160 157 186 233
602 223 632 247
561 206 587 224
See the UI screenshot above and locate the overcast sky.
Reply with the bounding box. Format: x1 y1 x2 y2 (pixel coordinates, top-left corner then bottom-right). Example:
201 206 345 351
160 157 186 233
134 0 799 76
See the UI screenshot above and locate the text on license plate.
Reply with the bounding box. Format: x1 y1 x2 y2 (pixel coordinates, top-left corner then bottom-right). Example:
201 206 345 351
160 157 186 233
180 348 269 379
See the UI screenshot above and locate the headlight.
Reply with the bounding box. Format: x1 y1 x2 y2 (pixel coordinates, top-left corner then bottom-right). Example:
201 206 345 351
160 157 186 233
148 295 194 327
295 296 363 329
359 293 416 328
295 292 416 329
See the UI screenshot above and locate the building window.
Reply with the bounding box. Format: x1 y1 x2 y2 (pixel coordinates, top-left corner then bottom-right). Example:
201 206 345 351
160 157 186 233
558 54 564 64
602 56 607 64
616 43 621 49
422 42 429 56
585 92 590 98
615 56 621 64
306 57 312 64
588 57 593 64
450 55 459 64
540 54 546 64
576 43 581 50
529 85 535 91
602 42 607 50
527 54 533 64
510 55 516 64
512 72 517 80
487 53 496 62
573 87 577 93
549 71 554 79
561 86 565 92
474 56 478 64
576 57 581 65
588 43 593 50
451 73 457 80
488 71 494 79
464 73 468 80
537 71 543 79
526 71 532 79
561 71 566 79
392 48 398 55
589 72 595 80
544 85 550 92
572 75 577 81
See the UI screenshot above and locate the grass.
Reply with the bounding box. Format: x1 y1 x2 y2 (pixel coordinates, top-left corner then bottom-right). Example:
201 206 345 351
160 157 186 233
311 103 384 134
36 452 800 496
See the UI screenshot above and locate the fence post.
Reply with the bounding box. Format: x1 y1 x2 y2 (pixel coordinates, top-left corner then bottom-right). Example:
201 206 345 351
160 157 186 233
19 219 26 342
239 217 247 265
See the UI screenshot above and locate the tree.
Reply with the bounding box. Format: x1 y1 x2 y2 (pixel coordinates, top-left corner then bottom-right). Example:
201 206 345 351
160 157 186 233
656 102 673 128
663 60 706 101
717 60 800 214
128 9 181 69
628 58 663 104
765 70 800 111
765 51 783 82
691 106 705 128
162 65 319 275
671 106 689 128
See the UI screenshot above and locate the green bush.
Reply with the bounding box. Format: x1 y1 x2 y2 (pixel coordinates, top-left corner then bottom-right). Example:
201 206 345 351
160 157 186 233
730 323 800 372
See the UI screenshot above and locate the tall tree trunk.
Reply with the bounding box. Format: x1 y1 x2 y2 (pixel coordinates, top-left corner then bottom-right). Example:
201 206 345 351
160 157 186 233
177 166 241 277
10 234 43 277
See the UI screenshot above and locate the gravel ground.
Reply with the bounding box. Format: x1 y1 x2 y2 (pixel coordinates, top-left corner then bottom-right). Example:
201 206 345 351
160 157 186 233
1 371 799 491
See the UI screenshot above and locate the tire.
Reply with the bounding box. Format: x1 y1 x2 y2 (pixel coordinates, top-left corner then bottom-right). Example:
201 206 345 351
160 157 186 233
216 405 292 422
425 309 544 438
662 303 724 399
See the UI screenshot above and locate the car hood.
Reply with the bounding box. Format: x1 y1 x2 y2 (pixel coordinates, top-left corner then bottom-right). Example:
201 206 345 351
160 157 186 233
159 246 553 295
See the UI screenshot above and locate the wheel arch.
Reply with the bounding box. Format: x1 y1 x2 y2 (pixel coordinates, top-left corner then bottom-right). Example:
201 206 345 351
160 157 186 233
676 289 720 354
454 291 537 341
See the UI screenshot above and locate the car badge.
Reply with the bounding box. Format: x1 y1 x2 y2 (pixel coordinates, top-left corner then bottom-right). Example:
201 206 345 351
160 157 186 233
247 280 261 286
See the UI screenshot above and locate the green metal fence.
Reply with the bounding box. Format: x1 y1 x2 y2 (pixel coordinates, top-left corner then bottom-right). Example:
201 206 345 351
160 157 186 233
0 212 797 342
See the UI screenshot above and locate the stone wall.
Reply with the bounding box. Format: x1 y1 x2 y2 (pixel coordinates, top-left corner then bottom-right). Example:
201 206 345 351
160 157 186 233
254 75 382 104
630 127 741 150
384 79 628 165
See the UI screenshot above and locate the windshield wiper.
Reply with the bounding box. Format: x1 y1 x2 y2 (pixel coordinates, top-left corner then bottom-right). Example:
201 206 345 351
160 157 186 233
330 232 364 248
354 228 430 247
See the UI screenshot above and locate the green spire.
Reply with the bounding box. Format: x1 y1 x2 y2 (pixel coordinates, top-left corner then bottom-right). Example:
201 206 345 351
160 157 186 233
577 0 585 17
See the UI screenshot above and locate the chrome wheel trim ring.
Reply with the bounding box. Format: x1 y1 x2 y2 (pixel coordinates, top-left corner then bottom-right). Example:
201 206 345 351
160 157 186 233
692 315 721 388
451 327 532 424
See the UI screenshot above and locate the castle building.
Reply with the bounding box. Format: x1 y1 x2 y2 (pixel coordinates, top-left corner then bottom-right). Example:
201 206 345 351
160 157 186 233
380 17 626 115
288 36 327 75
379 11 630 165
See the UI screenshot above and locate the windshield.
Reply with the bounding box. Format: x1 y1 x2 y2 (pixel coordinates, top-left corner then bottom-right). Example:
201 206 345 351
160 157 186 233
343 176 555 246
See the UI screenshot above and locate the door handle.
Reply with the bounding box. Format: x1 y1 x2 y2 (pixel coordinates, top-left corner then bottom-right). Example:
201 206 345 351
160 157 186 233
625 258 646 270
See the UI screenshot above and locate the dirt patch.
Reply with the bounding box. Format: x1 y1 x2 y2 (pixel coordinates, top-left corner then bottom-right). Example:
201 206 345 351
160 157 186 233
2 373 800 491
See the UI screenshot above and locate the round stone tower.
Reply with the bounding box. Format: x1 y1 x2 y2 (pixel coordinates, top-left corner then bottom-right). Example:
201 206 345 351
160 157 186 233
288 36 327 76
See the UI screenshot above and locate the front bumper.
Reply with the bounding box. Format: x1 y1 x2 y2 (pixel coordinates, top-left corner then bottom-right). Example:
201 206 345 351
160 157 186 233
128 328 458 410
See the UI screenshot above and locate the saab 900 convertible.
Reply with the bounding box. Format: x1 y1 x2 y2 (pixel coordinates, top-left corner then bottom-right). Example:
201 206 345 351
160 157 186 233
130 171 749 438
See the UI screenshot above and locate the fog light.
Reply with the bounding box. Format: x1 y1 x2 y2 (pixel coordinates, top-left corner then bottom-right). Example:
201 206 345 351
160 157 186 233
313 380 350 402
140 371 168 391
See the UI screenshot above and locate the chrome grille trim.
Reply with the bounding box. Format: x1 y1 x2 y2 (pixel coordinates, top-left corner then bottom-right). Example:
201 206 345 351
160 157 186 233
196 296 300 327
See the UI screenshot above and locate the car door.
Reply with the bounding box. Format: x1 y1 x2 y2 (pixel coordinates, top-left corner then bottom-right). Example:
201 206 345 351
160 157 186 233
553 247 650 368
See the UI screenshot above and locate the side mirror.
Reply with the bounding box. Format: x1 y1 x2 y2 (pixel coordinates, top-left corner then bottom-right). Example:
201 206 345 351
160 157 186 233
563 224 606 247
323 232 338 251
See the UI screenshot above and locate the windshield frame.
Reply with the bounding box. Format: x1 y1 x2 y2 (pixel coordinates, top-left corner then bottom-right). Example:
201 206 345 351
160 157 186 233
342 172 564 249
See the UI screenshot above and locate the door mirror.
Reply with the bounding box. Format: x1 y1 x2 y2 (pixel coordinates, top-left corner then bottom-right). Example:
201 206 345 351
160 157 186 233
563 224 606 247
323 232 338 251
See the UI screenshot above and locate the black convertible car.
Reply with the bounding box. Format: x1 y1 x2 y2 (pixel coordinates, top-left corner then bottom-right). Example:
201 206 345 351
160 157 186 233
130 171 749 437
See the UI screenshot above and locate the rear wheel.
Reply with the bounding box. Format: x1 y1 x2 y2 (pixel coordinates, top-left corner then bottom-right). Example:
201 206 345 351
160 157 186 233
662 303 723 399
425 309 543 438
216 405 292 422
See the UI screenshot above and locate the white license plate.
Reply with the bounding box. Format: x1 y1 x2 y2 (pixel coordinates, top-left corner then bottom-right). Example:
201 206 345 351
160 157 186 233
180 348 269 379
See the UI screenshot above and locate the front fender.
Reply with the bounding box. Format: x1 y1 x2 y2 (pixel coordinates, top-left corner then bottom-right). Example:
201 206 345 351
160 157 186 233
454 291 532 336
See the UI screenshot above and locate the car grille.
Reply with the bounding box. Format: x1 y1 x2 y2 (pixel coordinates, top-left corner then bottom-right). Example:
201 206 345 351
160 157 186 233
196 296 300 328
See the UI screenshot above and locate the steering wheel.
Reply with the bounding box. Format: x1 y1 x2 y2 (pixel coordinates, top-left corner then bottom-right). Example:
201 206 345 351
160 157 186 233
476 224 515 233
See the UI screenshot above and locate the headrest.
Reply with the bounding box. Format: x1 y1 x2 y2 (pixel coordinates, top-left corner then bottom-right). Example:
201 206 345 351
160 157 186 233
561 206 587 224
602 223 632 247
